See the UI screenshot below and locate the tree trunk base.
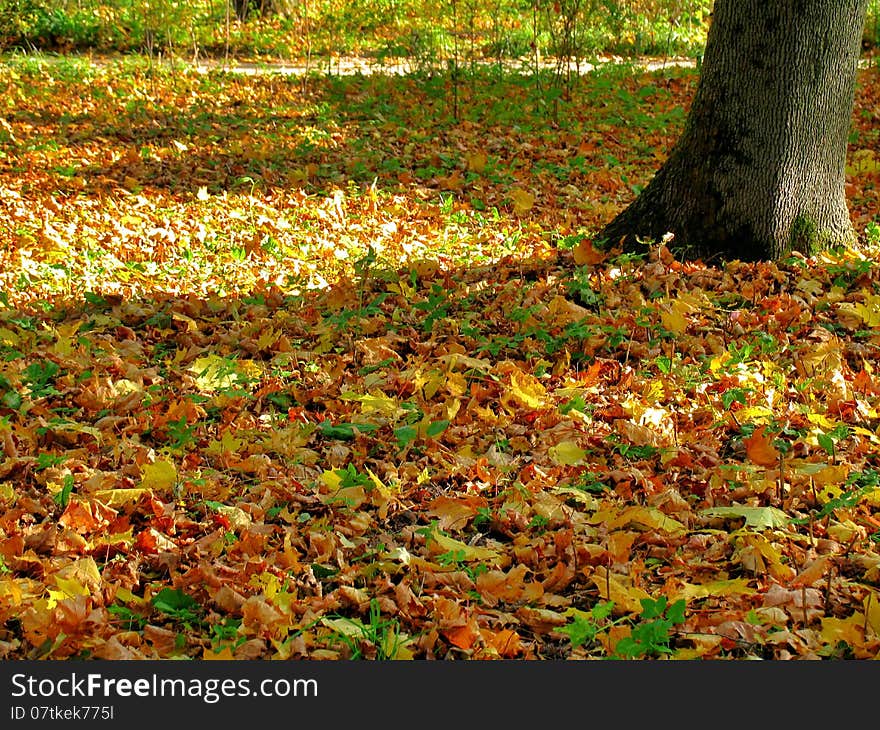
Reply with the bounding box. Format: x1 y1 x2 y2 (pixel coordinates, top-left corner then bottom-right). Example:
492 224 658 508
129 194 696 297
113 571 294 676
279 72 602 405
597 0 867 263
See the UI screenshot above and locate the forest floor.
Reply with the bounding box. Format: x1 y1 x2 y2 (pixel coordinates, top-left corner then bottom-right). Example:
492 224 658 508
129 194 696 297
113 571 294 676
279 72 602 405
1 54 880 659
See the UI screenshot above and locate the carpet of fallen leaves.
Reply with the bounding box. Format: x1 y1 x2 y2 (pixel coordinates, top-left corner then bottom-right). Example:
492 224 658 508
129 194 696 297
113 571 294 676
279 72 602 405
2 55 880 660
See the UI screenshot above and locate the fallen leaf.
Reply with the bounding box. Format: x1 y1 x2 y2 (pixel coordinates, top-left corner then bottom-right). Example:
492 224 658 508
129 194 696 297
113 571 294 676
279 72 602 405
744 426 781 467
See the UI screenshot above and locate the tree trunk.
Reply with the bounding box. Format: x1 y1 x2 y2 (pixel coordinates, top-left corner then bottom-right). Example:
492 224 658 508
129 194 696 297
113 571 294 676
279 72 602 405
599 0 869 262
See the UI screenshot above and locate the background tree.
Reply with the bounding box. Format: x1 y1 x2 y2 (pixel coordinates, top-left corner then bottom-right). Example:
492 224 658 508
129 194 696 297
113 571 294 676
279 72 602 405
599 0 870 262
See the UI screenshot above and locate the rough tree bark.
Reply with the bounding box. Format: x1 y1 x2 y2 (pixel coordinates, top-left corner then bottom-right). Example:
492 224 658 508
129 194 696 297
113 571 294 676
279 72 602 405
599 0 869 261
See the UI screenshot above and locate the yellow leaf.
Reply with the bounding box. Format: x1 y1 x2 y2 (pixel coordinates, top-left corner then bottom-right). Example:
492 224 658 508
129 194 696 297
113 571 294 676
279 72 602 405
797 341 843 377
215 504 252 531
320 469 342 490
53 574 90 599
445 372 468 397
203 646 237 660
846 149 880 176
429 531 501 563
340 390 400 416
205 429 245 456
837 297 880 328
188 354 243 391
550 486 598 509
366 467 394 499
197 186 210 200
467 152 487 173
858 296 880 327
0 577 25 603
366 467 394 518
734 533 794 581
703 505 790 529
675 579 757 601
590 566 651 613
383 633 415 660
620 506 687 535
510 188 535 215
0 327 20 346
50 322 80 357
48 420 102 441
548 440 587 465
503 370 546 410
257 328 279 350
736 405 774 421
94 488 152 507
437 353 493 372
47 589 68 608
659 301 688 335
321 616 366 637
53 557 101 595
820 615 864 648
140 460 178 492
827 519 861 543
806 413 839 430
811 464 849 487
864 592 880 636
114 587 146 605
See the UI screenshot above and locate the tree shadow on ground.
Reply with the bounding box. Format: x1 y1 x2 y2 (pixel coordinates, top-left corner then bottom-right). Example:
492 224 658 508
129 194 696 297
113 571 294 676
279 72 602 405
2 58 687 205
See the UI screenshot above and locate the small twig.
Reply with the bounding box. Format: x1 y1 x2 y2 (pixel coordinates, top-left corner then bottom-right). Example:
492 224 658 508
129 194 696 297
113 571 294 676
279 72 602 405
777 450 785 505
825 558 835 604
605 554 611 600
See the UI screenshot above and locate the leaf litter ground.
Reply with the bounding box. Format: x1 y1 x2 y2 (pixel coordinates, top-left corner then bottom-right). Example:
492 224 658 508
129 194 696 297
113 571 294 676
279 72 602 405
2 55 880 659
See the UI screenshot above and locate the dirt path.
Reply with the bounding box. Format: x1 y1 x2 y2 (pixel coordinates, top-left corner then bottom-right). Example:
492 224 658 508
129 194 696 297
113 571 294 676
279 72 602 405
191 54 699 77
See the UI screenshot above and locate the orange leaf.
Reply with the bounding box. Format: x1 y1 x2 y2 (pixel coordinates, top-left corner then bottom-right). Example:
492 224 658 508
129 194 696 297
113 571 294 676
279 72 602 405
443 622 479 649
791 556 830 587
744 426 780 466
58 498 116 534
572 238 606 265
481 628 521 657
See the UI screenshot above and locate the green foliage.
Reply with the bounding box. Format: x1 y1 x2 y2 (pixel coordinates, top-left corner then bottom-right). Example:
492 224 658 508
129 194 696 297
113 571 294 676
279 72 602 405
557 601 616 648
613 597 686 658
108 603 148 631
52 473 74 508
0 0 716 59
565 266 605 309
151 588 203 626
559 597 686 658
323 598 411 660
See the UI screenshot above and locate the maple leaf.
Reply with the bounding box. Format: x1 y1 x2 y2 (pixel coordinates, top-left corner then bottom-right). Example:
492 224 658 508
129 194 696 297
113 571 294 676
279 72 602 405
702 506 790 530
743 426 781 466
140 460 178 493
548 440 587 465
509 188 536 215
572 238 606 265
